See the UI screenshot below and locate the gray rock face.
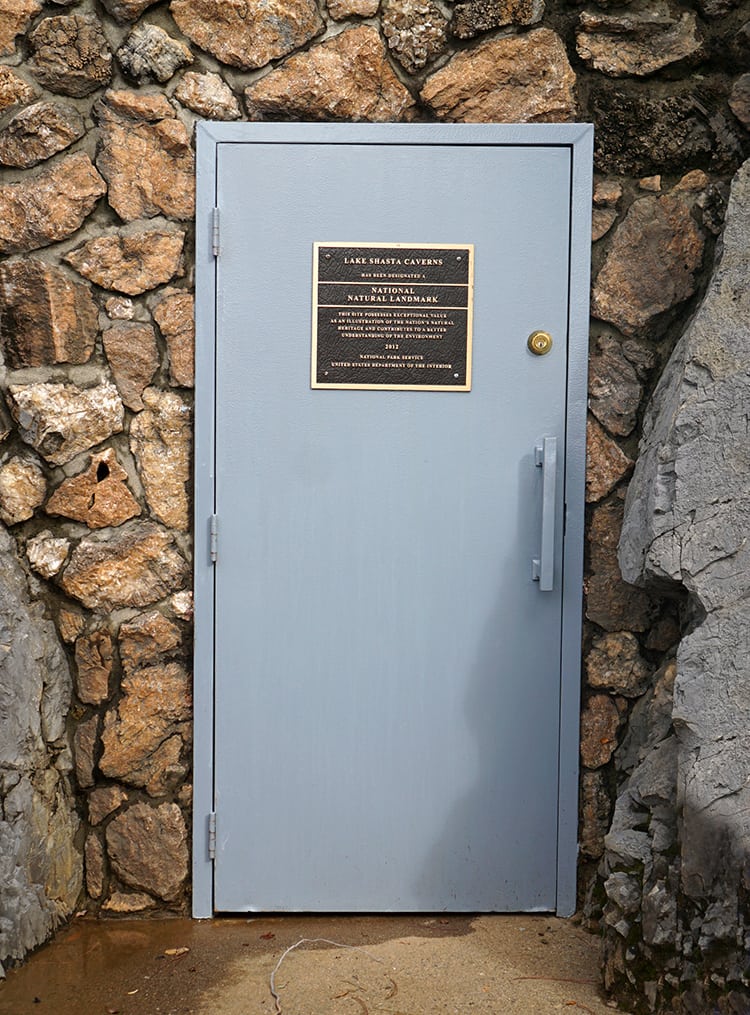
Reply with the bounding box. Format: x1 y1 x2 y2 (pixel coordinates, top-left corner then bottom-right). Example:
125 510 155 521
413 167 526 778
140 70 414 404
620 160 750 609
608 158 750 1007
0 525 81 967
116 24 192 83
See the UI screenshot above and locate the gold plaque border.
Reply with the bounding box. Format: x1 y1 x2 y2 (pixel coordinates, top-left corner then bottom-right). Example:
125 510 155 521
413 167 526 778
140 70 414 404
311 241 474 392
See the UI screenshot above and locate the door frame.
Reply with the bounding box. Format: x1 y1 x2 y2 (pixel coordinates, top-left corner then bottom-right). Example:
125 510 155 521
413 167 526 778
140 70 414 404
192 122 593 919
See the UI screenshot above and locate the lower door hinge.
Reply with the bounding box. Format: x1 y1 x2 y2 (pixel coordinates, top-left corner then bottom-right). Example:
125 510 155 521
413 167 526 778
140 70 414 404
212 207 220 257
208 811 217 860
210 514 218 563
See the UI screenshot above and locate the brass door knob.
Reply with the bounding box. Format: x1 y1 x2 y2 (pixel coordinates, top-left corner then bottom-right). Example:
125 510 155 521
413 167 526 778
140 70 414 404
528 331 553 356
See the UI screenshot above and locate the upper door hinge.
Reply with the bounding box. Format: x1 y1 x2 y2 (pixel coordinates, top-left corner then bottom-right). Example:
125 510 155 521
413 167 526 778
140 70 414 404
208 811 217 860
212 207 220 257
210 514 218 563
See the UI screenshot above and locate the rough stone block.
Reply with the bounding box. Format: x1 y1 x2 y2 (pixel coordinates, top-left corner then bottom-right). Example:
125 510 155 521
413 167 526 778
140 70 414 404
8 381 124 467
592 193 705 338
46 448 141 529
244 26 416 122
100 661 190 795
171 0 324 70
105 802 188 901
96 90 195 223
382 0 448 74
64 226 186 295
129 388 191 530
28 13 113 97
103 322 160 410
74 630 113 706
0 153 106 256
0 258 97 368
420 28 576 123
0 101 84 168
60 522 189 611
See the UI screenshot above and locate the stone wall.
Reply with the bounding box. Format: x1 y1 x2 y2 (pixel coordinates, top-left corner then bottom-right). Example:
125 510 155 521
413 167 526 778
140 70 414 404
0 0 748 1006
606 159 750 1014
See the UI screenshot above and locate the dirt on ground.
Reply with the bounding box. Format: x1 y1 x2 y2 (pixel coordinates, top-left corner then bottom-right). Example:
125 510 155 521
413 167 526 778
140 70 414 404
0 914 630 1015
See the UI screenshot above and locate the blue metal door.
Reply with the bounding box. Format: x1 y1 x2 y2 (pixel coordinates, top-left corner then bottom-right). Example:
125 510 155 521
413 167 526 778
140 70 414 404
196 124 592 915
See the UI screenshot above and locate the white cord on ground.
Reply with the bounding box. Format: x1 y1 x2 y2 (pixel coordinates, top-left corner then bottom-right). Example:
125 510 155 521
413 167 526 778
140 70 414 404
269 937 385 1015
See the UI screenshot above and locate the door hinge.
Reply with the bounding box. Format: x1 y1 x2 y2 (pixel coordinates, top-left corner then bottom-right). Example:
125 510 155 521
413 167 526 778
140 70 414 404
208 811 217 860
210 514 218 563
212 207 220 257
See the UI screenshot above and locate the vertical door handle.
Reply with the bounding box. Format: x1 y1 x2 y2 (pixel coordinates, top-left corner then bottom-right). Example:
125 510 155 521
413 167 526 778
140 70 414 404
533 436 557 591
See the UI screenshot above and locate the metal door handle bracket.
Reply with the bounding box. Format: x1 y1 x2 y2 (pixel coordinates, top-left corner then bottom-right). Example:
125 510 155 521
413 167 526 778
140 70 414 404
532 436 557 591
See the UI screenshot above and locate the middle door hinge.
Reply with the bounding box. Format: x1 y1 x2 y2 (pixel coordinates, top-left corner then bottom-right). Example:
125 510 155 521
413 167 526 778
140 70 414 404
210 514 218 563
208 811 217 860
212 207 220 257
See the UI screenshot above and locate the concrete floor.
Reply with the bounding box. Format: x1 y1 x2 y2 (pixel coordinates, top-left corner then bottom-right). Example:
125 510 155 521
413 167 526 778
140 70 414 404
0 914 629 1015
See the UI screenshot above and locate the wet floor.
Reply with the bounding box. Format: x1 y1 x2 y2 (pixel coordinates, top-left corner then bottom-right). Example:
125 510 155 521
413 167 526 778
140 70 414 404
0 914 628 1015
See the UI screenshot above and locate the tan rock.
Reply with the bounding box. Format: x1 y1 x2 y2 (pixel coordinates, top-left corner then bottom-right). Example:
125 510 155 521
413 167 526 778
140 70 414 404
103 89 174 120
580 693 620 769
579 769 610 859
0 0 43 57
588 334 653 438
64 227 185 295
26 530 70 578
0 403 12 444
729 73 750 131
29 13 113 97
116 24 193 84
85 834 105 899
46 448 141 529
592 207 617 241
119 610 182 675
104 296 135 320
100 663 190 794
382 0 448 73
593 179 622 207
74 630 113 705
0 152 106 256
57 607 85 643
96 91 194 223
103 322 159 410
88 785 127 825
152 290 194 387
0 101 84 168
171 0 323 70
8 381 124 467
173 71 240 121
452 0 543 40
170 590 193 621
0 455 46 525
0 258 97 368
130 389 191 530
100 0 160 23
60 522 189 611
639 175 661 192
421 28 576 122
586 417 633 502
0 67 38 114
576 7 702 78
591 194 704 338
74 715 98 788
102 891 156 912
106 802 188 901
327 0 379 19
674 169 709 193
586 496 655 633
586 631 651 698
245 26 416 122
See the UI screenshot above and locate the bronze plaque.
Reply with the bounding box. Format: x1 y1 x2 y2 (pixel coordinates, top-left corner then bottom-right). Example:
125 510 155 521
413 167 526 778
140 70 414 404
312 242 474 390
